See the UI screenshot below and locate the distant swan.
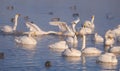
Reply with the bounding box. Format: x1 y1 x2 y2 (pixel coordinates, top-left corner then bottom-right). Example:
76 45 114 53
0 14 20 33
25 22 60 36
49 41 68 50
62 35 82 57
15 32 37 45
81 35 102 55
94 33 104 43
62 48 81 57
109 46 120 54
97 52 118 64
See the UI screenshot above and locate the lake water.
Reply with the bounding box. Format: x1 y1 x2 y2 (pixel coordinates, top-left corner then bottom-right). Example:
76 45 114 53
0 0 120 71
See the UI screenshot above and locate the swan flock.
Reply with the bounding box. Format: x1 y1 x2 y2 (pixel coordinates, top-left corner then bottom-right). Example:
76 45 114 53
1 14 120 65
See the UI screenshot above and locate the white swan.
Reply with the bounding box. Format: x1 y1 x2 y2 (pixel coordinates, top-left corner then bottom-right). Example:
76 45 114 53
62 48 81 57
0 14 20 33
66 35 78 48
83 15 95 31
94 33 104 43
25 22 60 36
107 37 120 53
49 41 68 50
49 18 80 36
15 32 37 45
81 35 102 55
97 52 118 64
109 46 120 54
62 35 82 57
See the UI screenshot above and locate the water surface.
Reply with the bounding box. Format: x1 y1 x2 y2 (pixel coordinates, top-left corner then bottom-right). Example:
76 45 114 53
0 0 120 71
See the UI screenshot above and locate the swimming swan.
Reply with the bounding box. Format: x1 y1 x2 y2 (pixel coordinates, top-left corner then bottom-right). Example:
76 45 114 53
49 41 68 50
62 35 82 57
97 52 118 64
94 33 104 43
81 35 102 55
0 14 20 33
15 32 37 45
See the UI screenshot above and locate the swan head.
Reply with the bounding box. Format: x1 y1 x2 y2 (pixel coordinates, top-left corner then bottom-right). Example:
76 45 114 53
91 15 95 20
15 14 21 17
15 14 20 18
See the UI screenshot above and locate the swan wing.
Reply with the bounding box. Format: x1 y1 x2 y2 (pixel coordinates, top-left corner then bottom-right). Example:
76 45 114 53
49 21 68 32
26 22 42 32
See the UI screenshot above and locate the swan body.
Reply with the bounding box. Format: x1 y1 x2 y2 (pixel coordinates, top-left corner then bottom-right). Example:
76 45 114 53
81 35 102 55
0 14 20 33
1 25 13 33
94 33 104 43
15 32 37 45
62 48 81 57
49 41 68 50
109 46 120 53
82 47 102 55
15 36 37 45
97 53 118 64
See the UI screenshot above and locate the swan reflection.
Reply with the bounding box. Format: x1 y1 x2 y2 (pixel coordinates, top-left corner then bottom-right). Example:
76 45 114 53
16 43 36 50
64 57 81 63
97 62 117 70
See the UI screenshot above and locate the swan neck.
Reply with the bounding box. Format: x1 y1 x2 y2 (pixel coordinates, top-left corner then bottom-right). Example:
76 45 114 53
91 17 94 24
81 35 86 50
13 15 19 31
72 24 76 32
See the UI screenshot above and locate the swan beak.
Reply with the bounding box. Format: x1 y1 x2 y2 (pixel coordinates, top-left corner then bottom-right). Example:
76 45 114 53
91 15 95 19
16 14 21 17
